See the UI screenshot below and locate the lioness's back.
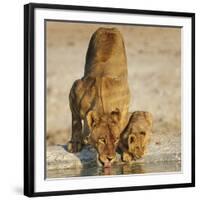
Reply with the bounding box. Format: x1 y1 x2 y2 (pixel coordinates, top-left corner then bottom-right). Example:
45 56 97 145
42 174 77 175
84 27 128 78
82 28 130 126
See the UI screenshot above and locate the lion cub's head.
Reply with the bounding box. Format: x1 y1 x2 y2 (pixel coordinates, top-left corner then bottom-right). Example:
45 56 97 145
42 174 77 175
85 109 121 168
120 111 153 162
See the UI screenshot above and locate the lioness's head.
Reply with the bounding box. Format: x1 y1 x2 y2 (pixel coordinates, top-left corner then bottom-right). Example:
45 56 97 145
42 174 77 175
86 109 121 167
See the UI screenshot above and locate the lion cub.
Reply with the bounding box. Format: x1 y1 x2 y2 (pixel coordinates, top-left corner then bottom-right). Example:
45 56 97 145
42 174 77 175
119 111 153 162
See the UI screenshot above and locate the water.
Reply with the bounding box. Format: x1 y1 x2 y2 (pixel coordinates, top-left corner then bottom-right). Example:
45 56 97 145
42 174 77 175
47 161 181 178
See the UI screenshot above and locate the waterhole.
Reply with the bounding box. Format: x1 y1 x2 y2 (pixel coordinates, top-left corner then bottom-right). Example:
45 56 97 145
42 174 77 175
47 161 181 178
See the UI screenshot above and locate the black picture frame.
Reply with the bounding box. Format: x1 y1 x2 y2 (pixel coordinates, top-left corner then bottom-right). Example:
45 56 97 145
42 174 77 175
24 3 195 197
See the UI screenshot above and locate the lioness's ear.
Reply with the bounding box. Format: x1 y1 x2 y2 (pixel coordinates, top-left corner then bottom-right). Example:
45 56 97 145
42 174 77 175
111 108 121 123
86 111 99 129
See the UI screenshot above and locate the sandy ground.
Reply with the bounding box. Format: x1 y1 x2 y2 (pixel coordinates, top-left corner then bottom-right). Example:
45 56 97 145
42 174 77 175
46 21 181 147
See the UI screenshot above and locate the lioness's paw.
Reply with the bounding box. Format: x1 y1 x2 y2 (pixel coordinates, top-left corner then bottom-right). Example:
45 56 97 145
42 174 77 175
67 141 83 153
122 152 133 162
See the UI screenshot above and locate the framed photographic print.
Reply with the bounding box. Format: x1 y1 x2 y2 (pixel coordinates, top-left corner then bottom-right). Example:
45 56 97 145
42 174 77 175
24 3 195 197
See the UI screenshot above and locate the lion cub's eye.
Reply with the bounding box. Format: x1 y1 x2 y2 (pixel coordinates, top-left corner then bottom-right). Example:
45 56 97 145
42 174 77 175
140 131 146 136
98 138 106 144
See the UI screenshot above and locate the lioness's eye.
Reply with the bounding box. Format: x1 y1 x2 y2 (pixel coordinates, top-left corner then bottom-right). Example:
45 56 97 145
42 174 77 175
99 138 106 144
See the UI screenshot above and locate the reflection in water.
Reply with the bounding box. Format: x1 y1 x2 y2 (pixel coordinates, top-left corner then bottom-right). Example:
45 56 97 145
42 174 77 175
47 161 181 178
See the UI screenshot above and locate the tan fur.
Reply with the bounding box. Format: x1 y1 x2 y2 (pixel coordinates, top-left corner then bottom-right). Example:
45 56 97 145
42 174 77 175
119 111 153 162
67 28 130 167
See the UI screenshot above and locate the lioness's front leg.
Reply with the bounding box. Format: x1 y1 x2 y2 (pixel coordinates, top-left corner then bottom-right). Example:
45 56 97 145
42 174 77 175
67 113 83 153
67 81 84 153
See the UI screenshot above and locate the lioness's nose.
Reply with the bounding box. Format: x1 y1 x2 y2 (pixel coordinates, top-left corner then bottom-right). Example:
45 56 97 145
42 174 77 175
107 156 114 162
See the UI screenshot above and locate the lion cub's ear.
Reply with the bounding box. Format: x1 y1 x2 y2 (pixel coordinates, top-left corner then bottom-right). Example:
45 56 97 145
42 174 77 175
144 112 153 128
111 108 121 123
128 134 136 145
87 111 99 129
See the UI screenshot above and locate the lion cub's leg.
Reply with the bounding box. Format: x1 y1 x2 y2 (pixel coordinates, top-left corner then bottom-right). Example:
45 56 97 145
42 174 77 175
122 152 133 162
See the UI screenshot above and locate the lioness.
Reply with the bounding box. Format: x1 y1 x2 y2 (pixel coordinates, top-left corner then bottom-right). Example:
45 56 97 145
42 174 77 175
67 27 130 167
119 111 153 162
